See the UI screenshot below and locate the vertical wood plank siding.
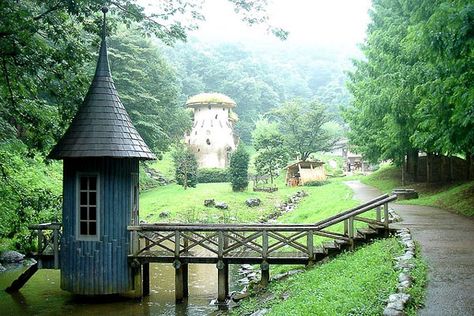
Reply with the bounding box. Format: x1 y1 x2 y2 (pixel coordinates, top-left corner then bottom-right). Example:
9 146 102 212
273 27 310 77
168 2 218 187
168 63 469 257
61 157 138 295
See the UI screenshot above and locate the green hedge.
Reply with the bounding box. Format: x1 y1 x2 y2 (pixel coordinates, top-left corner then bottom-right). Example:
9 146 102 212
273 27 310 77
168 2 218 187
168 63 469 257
197 168 229 183
303 180 329 187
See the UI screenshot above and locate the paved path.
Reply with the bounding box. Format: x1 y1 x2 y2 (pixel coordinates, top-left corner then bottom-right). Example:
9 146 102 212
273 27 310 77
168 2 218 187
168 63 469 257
345 180 474 316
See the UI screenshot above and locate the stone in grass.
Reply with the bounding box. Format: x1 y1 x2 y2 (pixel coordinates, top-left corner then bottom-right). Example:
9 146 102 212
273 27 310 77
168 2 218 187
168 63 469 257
0 263 6 272
159 211 170 218
246 198 262 207
204 199 215 207
215 202 228 209
383 307 405 316
250 309 269 316
0 250 25 263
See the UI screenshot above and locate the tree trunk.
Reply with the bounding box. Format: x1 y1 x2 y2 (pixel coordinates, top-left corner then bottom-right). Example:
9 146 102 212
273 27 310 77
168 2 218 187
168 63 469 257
467 151 472 180
401 156 406 186
426 153 432 184
448 155 454 182
412 150 418 182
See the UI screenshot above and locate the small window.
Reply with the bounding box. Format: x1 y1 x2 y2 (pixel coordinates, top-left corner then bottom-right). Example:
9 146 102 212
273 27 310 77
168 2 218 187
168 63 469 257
195 131 197 135
78 174 99 239
197 148 200 152
215 114 218 119
223 108 225 111
206 138 211 145
208 104 211 110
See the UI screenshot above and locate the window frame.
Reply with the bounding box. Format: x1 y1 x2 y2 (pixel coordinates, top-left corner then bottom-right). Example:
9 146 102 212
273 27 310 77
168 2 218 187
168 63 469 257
76 172 100 241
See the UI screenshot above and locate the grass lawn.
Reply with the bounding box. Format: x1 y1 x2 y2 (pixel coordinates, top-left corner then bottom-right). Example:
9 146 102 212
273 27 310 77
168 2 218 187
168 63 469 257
140 177 303 223
233 237 427 316
362 164 474 217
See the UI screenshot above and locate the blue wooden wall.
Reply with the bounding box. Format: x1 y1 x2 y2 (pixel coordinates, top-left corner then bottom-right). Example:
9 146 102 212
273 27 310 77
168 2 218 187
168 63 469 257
61 158 138 295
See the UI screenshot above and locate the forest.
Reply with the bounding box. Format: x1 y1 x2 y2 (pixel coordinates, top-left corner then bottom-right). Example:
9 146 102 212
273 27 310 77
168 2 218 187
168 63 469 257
0 0 472 251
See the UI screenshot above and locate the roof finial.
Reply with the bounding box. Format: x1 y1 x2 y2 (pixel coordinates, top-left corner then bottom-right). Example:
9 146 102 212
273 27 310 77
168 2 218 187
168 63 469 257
101 6 108 40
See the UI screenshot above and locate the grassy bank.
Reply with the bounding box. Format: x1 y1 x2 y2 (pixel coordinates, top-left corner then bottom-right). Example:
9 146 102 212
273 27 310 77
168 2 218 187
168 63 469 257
361 164 474 217
233 238 426 316
139 177 359 224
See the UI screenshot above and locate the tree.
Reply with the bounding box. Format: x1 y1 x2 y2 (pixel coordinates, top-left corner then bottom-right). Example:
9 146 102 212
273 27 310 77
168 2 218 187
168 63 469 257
173 146 198 190
229 144 250 192
252 119 289 184
109 26 191 155
270 99 339 161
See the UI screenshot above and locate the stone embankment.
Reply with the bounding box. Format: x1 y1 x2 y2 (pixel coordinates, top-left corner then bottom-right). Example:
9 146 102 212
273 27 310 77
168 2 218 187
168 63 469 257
383 228 417 316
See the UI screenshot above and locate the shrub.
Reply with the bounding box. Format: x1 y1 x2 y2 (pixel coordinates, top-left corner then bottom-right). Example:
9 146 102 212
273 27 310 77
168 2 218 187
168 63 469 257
229 144 250 191
197 168 229 183
173 146 198 189
303 180 329 187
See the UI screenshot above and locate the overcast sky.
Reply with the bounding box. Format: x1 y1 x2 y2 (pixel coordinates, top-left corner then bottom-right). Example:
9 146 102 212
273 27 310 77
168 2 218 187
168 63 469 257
192 0 372 51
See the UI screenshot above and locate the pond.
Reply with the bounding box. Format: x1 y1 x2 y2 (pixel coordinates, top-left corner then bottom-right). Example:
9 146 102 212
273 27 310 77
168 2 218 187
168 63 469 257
0 262 243 316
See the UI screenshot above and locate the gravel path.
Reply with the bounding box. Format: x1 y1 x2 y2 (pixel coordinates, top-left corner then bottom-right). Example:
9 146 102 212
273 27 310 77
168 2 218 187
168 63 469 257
345 180 474 316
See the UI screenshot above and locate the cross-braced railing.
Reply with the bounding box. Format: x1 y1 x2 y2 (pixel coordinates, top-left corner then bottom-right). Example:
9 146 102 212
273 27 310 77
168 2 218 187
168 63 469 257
28 222 62 269
128 194 397 265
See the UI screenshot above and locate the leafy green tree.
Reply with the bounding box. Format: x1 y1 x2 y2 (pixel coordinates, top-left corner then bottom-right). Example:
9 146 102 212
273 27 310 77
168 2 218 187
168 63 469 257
252 120 289 184
229 144 250 191
270 99 339 161
109 26 191 155
173 146 198 190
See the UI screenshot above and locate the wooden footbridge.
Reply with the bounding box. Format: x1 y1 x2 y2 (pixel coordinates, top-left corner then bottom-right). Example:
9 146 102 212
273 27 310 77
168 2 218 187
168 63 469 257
14 194 396 305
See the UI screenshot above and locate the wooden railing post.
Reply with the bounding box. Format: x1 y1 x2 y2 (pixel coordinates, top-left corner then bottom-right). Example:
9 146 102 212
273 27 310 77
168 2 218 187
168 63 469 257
383 203 389 229
307 230 314 265
174 230 185 302
343 219 348 235
53 227 59 269
376 206 381 222
143 238 150 296
37 229 43 269
261 230 270 287
217 230 228 304
348 216 355 250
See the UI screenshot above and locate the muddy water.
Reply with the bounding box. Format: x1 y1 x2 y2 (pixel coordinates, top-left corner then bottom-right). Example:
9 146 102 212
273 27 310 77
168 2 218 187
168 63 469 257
0 262 242 316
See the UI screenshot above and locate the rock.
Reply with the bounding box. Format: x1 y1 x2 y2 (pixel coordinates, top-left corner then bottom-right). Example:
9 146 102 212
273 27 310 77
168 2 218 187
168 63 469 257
238 277 250 285
241 264 252 269
287 269 304 276
250 309 268 316
398 273 411 283
0 250 25 263
246 198 261 207
215 202 228 209
232 291 250 302
0 263 6 272
159 211 170 218
281 291 290 300
383 307 405 316
271 272 287 281
387 300 405 311
204 199 215 207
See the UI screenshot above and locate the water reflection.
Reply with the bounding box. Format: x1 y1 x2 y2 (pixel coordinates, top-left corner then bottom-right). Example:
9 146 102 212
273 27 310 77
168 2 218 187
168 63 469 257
0 262 241 315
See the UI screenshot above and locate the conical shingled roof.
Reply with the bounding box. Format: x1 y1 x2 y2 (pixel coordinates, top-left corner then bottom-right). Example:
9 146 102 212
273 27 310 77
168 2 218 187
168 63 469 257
48 8 155 160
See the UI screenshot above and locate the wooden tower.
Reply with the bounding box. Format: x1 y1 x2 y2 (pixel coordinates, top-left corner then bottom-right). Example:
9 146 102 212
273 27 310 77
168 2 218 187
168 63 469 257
48 7 155 295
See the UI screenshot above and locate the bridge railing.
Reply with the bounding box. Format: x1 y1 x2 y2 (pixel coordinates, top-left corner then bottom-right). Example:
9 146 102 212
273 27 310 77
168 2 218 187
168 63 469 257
28 222 62 269
128 195 397 264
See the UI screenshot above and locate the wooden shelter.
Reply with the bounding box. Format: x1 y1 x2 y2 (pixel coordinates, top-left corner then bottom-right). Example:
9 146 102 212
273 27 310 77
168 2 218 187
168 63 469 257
48 8 155 296
286 160 326 186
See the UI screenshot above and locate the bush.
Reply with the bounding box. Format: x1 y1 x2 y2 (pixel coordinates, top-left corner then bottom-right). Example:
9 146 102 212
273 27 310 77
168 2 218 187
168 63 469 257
229 144 250 191
172 146 198 189
304 180 329 187
0 141 62 253
197 168 229 183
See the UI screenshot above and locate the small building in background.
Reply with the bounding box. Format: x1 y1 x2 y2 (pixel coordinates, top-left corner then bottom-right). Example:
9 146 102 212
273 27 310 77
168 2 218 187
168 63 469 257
185 93 239 168
286 160 326 186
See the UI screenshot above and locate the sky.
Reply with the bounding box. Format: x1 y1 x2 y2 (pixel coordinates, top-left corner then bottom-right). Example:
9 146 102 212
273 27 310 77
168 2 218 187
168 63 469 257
139 0 372 54
195 0 372 49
